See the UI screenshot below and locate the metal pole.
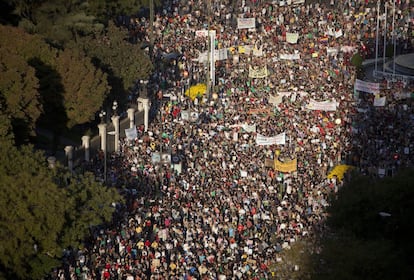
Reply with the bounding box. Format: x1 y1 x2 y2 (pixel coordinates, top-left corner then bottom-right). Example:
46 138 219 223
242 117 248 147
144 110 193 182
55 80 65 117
206 27 211 96
160 99 163 154
382 2 388 73
210 31 215 93
104 138 107 183
374 0 381 78
392 0 396 76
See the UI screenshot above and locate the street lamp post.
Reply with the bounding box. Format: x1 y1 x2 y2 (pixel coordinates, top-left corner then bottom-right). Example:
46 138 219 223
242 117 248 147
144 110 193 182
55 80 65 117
137 80 150 132
98 110 107 183
111 100 120 153
374 0 381 79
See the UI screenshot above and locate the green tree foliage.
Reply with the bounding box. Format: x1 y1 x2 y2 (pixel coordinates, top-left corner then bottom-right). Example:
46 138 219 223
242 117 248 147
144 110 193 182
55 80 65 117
0 48 41 142
77 20 153 93
0 106 15 144
0 142 123 279
55 47 110 128
5 1 153 100
313 170 414 280
0 25 56 66
87 0 143 21
7 0 162 25
30 1 105 47
0 25 110 133
0 143 66 279
350 52 363 68
60 172 123 248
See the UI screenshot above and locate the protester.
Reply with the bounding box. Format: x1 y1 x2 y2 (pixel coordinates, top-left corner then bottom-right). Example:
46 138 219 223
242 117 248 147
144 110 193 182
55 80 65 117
52 0 414 279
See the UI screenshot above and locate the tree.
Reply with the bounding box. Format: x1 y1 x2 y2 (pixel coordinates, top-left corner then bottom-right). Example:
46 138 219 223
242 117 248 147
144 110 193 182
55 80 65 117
5 1 153 104
0 105 15 144
0 143 67 279
30 1 105 47
54 47 110 128
0 141 123 279
77 20 153 94
87 0 143 21
0 25 110 137
60 172 123 248
0 47 42 143
350 53 365 79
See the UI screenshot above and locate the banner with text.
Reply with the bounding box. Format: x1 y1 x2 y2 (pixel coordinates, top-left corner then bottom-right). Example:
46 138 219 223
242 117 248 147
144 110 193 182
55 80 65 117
269 94 283 106
253 45 263 57
279 53 301 60
306 99 338 111
237 18 256 29
354 79 380 94
256 132 286 145
277 91 308 97
249 65 269 78
286 32 299 44
195 29 216 37
242 124 257 133
274 158 297 173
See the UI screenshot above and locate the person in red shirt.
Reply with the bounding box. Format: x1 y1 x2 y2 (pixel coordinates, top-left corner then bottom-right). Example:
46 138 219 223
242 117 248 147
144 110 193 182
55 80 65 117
103 269 110 279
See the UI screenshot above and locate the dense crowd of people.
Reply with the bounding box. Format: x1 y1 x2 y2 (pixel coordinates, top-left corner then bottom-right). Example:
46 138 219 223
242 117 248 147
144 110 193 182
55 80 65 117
53 0 414 279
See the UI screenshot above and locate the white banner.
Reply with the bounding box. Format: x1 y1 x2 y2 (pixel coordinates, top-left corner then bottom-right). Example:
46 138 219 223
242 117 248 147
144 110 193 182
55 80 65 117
373 96 386 107
256 132 286 145
125 126 138 140
215 48 228 61
325 28 335 37
335 29 343 38
327 46 355 55
181 110 190 120
248 65 268 78
278 0 305 5
197 52 208 63
269 94 283 106
195 30 209 37
306 99 338 111
253 45 263 57
197 48 228 63
326 47 339 56
195 29 216 37
279 53 301 60
286 32 299 44
354 79 380 94
277 91 308 97
340 45 356 53
238 45 254 55
241 124 257 133
393 92 412 100
237 18 256 29
292 0 305 4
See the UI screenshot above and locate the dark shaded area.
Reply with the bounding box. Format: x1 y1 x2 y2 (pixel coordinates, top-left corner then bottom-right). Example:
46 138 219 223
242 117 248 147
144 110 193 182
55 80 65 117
29 58 68 154
0 1 20 26
312 168 414 280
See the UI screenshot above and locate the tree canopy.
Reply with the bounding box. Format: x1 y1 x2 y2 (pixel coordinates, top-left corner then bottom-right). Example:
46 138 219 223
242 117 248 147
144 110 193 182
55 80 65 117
76 20 153 94
0 47 41 142
0 25 110 141
0 140 123 279
55 47 111 128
